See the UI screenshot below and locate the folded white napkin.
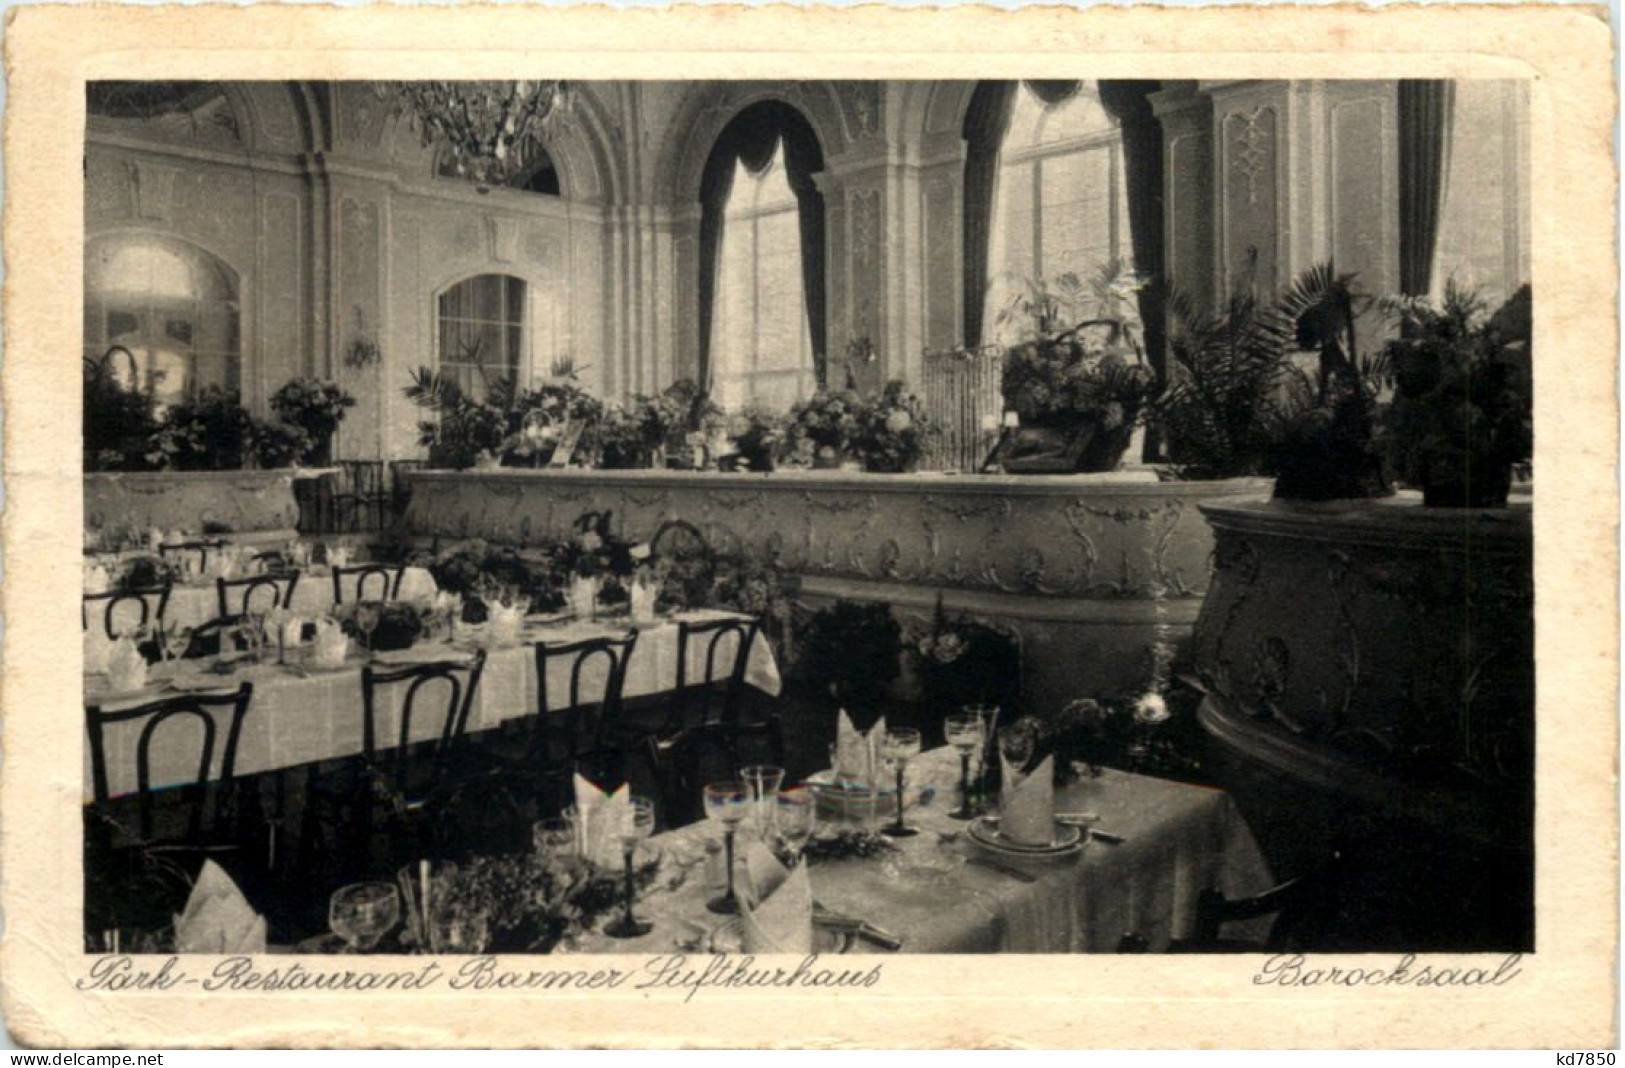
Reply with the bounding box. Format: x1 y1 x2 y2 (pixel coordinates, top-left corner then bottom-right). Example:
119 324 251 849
629 579 658 624
486 603 523 647
174 860 266 954
84 628 117 676
999 753 1055 847
738 849 813 954
106 637 149 693
568 577 599 618
572 773 630 869
311 617 349 668
834 709 885 787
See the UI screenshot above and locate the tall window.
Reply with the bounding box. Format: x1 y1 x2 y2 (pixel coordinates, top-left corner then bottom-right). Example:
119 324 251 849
83 234 240 412
985 83 1133 342
438 274 526 397
709 142 816 410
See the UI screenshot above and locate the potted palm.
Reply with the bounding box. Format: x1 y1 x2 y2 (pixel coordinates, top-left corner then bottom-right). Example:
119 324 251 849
1379 283 1531 508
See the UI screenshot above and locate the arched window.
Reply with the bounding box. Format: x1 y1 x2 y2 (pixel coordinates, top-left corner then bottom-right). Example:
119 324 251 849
984 82 1134 343
83 234 240 412
709 142 816 409
437 274 526 397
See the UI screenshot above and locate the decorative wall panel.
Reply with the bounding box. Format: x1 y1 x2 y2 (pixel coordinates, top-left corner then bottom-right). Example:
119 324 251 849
1221 105 1279 295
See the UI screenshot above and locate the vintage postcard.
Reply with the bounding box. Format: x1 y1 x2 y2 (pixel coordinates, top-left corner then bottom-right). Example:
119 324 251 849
1 2 1616 1049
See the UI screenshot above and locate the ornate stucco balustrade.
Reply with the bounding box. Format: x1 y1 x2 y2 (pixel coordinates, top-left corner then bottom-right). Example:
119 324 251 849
401 468 1272 704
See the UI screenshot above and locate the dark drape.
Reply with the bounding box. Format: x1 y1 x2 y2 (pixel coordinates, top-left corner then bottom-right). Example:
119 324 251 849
1398 80 1455 296
961 81 1018 348
1098 80 1166 384
696 101 828 390
1024 80 1082 106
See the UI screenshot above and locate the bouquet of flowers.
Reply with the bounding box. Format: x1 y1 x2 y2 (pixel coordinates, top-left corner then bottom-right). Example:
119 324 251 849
1007 689 1204 786
246 418 312 470
269 378 356 461
787 389 864 460
852 380 932 473
725 405 784 472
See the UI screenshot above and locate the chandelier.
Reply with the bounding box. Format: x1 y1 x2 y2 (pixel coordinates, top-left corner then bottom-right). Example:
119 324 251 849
387 80 573 191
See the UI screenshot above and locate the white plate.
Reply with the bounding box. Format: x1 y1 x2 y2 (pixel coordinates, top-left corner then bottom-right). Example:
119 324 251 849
966 818 1084 858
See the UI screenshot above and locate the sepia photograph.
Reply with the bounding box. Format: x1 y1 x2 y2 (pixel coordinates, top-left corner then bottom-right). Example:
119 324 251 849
75 73 1534 958
1 2 1614 1050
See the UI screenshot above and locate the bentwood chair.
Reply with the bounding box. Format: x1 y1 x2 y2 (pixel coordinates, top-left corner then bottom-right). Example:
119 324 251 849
331 461 389 534
216 571 301 619
300 652 492 884
83 584 172 641
331 563 404 606
1116 850 1347 953
158 539 226 575
531 631 641 789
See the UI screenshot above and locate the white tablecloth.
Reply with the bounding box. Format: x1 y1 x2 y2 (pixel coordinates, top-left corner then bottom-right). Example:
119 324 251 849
578 748 1274 953
92 567 439 633
83 609 779 799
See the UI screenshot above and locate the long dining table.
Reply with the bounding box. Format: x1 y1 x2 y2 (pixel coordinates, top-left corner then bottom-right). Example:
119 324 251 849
82 608 781 801
573 747 1274 954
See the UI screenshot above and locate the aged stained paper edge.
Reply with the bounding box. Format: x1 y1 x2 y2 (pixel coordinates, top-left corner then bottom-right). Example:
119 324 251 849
1 3 1616 1049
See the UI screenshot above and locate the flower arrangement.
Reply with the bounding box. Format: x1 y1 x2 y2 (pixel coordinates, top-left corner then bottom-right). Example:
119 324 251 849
725 405 784 472
1004 689 1205 787
269 378 355 463
83 350 161 472
245 418 312 470
905 597 1021 726
787 389 864 465
997 266 1156 431
143 387 255 471
1378 282 1531 508
797 599 901 708
851 380 933 473
398 849 669 954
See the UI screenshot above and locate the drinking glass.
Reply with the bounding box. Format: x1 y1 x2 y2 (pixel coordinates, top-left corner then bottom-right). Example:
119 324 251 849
160 621 191 665
703 781 749 914
739 765 785 844
429 908 490 955
998 725 1035 771
603 796 657 938
881 727 922 837
329 882 400 953
354 601 383 663
775 787 818 863
945 712 985 820
533 816 577 863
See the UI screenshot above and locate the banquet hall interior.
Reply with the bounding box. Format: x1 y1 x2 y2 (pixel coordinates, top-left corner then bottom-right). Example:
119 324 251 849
81 79 1533 957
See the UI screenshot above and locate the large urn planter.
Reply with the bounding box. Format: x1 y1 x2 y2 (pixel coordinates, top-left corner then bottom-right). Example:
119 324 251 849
1192 497 1533 830
84 469 314 542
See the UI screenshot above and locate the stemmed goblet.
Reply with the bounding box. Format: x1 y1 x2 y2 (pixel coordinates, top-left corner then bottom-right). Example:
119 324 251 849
354 601 383 663
881 727 922 837
775 787 818 864
704 781 749 915
329 881 400 953
739 765 785 844
603 796 657 939
945 712 986 820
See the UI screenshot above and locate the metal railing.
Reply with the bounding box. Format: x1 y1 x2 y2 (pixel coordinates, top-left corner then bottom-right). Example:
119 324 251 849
919 345 1005 473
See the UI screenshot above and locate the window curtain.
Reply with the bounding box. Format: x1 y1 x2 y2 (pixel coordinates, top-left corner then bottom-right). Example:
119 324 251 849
961 81 1018 348
697 101 828 391
1398 80 1456 296
1098 80 1166 384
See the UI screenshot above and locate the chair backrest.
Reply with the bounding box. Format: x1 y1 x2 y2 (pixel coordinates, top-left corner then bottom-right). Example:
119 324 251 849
668 616 759 731
533 631 639 757
360 650 488 796
84 682 255 843
332 564 404 606
83 584 172 640
339 460 387 497
1189 850 1347 951
216 571 301 618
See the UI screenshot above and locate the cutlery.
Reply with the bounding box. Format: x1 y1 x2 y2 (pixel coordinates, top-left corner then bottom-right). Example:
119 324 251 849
1055 812 1100 827
813 905 903 950
1088 829 1124 845
965 855 1038 883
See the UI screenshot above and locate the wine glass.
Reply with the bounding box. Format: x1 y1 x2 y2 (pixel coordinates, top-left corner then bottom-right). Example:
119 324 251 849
533 816 577 863
998 725 1035 772
354 601 383 663
703 781 749 915
881 727 922 837
739 765 785 844
429 908 490 955
329 881 400 953
603 796 657 939
775 787 818 864
159 621 192 666
945 712 986 820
